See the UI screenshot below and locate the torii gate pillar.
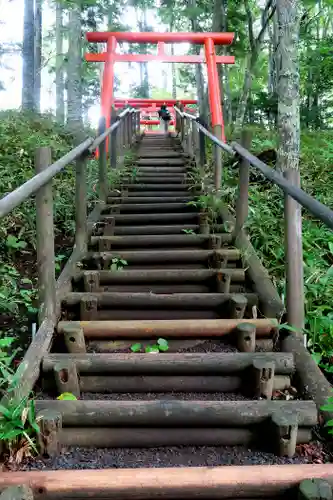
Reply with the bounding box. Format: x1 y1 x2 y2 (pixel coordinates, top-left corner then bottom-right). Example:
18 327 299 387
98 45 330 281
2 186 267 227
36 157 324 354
86 31 235 143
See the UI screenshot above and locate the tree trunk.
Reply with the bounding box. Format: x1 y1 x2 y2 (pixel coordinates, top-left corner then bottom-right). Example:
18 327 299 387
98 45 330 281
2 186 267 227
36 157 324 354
188 0 206 122
67 1 82 135
141 9 149 98
276 0 304 330
234 0 275 129
170 19 177 101
56 2 65 123
34 0 42 112
22 0 35 111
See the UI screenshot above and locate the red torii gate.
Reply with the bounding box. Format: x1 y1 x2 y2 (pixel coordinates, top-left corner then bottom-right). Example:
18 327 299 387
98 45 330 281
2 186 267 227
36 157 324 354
86 31 235 142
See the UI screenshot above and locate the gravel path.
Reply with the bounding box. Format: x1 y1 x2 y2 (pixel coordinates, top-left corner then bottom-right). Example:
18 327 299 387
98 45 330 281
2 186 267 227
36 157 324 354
19 444 317 471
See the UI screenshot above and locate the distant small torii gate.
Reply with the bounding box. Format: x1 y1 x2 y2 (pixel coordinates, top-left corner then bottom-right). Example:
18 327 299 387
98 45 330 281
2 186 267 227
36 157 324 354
85 31 235 142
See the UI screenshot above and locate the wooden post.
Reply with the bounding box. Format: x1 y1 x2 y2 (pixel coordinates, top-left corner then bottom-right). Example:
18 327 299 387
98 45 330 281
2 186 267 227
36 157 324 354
193 123 201 169
284 169 305 332
109 109 118 169
253 358 275 399
187 120 194 157
198 116 207 168
75 150 88 253
126 113 131 147
98 117 107 202
271 410 298 458
63 324 86 354
234 130 252 238
54 360 80 397
236 323 256 352
214 124 223 191
37 409 62 457
229 294 248 319
35 147 56 323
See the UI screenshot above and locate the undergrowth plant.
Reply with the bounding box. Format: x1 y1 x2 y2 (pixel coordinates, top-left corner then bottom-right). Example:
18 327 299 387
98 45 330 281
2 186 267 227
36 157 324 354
218 125 333 373
131 338 169 353
110 257 128 271
0 360 40 464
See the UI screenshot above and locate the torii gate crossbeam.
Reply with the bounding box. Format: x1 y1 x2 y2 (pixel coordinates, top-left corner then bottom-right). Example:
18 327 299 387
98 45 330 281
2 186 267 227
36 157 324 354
85 31 235 142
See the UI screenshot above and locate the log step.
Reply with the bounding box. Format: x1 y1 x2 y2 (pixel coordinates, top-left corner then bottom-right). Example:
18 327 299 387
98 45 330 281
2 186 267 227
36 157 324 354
89 234 232 248
34 399 318 427
126 184 194 191
107 196 195 204
59 427 311 449
79 269 246 284
63 291 258 309
101 212 200 223
109 191 191 197
83 248 241 266
112 224 200 235
44 351 290 374
102 202 198 212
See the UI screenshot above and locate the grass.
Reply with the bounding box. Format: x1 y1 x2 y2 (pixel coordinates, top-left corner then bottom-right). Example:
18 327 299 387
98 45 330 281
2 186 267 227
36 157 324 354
0 110 105 355
215 125 333 374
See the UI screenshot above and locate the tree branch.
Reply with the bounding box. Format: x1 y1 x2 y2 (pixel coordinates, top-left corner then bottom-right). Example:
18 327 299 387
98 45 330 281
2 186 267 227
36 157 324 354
244 0 255 52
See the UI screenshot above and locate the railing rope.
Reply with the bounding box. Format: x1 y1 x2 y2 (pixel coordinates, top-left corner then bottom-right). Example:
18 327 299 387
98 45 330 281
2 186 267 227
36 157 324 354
174 103 333 333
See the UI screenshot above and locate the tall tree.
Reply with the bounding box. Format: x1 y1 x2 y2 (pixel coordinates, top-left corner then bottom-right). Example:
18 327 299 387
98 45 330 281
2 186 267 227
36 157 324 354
34 0 42 112
276 0 303 329
22 0 35 111
56 1 65 123
234 0 276 129
67 1 82 134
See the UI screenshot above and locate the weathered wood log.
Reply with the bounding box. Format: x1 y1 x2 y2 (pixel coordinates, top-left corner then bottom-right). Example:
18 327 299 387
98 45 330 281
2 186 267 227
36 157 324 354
63 325 86 354
63 292 258 309
216 272 231 293
236 323 256 352
89 234 233 249
99 212 199 224
253 358 275 400
43 352 295 375
229 294 248 319
83 271 100 293
91 309 221 321
84 248 241 265
114 224 200 235
58 318 277 338
0 486 33 500
282 334 333 424
76 374 291 394
298 479 333 500
86 338 275 353
271 410 298 458
2 465 333 499
79 269 246 284
53 360 80 398
34 400 318 427
59 426 311 448
199 213 210 235
80 296 98 320
37 410 62 458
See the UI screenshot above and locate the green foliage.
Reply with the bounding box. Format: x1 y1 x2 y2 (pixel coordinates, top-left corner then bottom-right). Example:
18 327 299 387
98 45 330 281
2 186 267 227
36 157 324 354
110 257 128 271
182 228 195 234
321 393 333 435
57 392 77 400
0 110 99 336
0 361 40 463
130 338 169 353
222 125 333 370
